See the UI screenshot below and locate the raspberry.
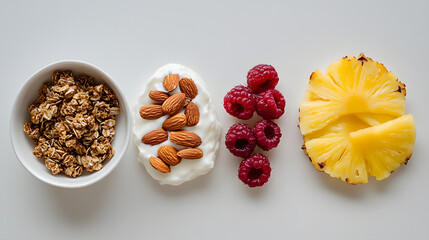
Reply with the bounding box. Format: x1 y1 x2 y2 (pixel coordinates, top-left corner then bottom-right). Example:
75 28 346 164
247 64 279 94
238 153 271 188
254 120 282 151
256 89 285 119
225 123 256 157
223 85 256 120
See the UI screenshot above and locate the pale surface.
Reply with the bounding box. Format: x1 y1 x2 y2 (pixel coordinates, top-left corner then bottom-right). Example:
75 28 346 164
1 0 429 239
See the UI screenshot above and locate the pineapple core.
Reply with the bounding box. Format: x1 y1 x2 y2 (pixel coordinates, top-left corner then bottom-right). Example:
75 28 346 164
344 95 368 114
299 54 416 184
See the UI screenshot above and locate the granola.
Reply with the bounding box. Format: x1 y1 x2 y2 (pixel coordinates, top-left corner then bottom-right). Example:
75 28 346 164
23 71 120 177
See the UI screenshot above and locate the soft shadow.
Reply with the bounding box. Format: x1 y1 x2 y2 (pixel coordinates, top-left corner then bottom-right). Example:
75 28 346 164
317 172 367 200
242 182 270 199
316 162 409 199
41 170 116 225
298 149 365 200
372 164 410 193
136 156 214 197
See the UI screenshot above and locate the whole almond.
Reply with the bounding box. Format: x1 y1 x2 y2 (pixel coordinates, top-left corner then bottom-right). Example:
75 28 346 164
169 130 202 147
163 74 179 92
141 128 168 145
139 104 164 120
158 145 181 166
177 148 203 159
149 156 170 173
179 78 198 99
162 93 186 115
185 102 199 126
162 113 187 131
149 90 169 103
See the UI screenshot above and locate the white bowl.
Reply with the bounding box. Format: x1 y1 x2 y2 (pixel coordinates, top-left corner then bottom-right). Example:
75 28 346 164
10 60 131 188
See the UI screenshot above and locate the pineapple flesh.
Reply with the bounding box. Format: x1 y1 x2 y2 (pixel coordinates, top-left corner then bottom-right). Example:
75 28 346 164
299 54 416 184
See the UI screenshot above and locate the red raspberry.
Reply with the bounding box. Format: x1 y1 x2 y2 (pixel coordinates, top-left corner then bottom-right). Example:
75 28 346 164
223 85 256 120
254 120 282 151
256 89 285 119
225 123 256 157
238 153 271 188
247 64 279 94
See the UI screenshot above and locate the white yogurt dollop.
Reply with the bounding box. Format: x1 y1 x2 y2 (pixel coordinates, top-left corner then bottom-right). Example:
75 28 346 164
133 64 221 185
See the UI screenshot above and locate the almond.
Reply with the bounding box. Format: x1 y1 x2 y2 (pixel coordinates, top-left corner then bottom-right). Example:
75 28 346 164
162 113 187 131
183 99 190 107
185 102 199 126
163 74 179 92
177 148 203 159
158 145 181 166
179 78 198 99
141 128 168 145
139 104 164 120
162 93 186 115
149 90 169 103
169 130 202 147
149 156 170 173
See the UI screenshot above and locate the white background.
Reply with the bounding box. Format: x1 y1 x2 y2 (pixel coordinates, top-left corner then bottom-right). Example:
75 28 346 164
1 0 429 239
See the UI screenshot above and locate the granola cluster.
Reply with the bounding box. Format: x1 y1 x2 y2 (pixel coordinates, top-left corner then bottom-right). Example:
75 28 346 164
23 71 120 177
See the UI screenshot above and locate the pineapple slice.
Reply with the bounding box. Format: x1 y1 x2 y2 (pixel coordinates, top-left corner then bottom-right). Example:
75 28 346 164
300 54 416 184
352 114 416 181
300 54 405 135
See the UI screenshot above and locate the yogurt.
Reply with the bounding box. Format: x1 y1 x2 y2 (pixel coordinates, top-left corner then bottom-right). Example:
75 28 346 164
133 64 221 185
